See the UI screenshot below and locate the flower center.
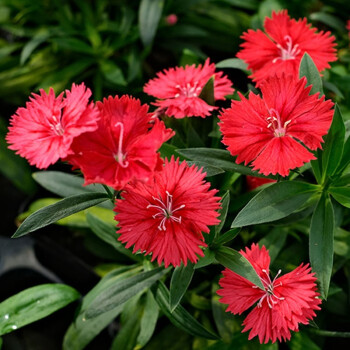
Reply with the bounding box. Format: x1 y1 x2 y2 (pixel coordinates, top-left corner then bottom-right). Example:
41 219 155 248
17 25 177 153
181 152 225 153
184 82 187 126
174 82 202 98
147 191 185 231
114 122 129 168
273 35 301 63
266 108 291 137
254 269 285 309
49 115 64 136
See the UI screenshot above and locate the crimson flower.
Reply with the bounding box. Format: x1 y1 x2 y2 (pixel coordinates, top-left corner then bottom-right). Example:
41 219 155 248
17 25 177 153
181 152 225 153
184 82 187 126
67 95 174 190
115 157 221 267
246 176 276 191
219 75 334 176
237 10 337 83
144 58 234 118
218 244 321 344
6 83 99 169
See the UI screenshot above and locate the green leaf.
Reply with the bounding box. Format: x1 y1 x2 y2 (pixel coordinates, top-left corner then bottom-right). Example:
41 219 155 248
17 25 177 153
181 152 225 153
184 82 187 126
199 76 215 106
63 266 142 350
20 33 50 65
212 228 240 247
170 263 195 312
310 12 345 33
0 337 2 349
258 228 287 264
51 37 94 54
0 284 80 336
86 213 140 261
289 330 321 350
231 181 318 227
186 161 224 177
12 192 109 238
86 267 170 319
154 282 219 340
111 295 143 350
100 60 126 86
139 0 164 46
299 52 323 96
336 136 350 176
321 105 345 180
309 194 334 299
194 249 216 269
177 148 268 177
136 290 159 349
17 197 115 228
32 171 106 198
215 191 230 235
329 186 350 208
215 246 264 290
216 58 248 72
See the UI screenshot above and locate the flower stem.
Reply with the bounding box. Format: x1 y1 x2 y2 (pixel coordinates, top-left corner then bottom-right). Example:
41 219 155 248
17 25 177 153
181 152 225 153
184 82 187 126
310 329 350 338
102 184 115 204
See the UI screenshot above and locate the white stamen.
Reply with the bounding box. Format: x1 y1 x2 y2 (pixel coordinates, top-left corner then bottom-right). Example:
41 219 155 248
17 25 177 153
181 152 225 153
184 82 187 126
273 35 301 63
147 191 185 231
255 268 285 309
265 109 291 137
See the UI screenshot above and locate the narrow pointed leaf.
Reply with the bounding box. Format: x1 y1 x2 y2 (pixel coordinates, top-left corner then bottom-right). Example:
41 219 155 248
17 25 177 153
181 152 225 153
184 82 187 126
170 262 195 312
215 246 264 290
329 187 350 208
194 249 216 269
86 267 170 319
12 192 109 238
231 181 318 227
32 171 107 197
199 76 215 105
154 282 219 340
309 195 334 299
136 290 159 348
215 191 230 235
321 105 344 179
86 213 140 261
299 53 323 95
213 228 240 247
0 284 80 336
63 266 142 350
177 148 270 177
216 58 248 71
139 0 164 46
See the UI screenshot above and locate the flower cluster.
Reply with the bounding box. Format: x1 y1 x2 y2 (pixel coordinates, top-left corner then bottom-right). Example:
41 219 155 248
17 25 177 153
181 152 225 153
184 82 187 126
6 7 336 345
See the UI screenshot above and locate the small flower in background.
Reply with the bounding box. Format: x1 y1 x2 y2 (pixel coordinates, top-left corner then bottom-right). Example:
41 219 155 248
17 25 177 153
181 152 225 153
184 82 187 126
218 243 321 344
237 10 337 83
246 176 276 191
219 74 334 176
6 83 98 169
347 20 350 42
144 58 234 119
115 157 221 267
166 14 178 26
66 95 174 190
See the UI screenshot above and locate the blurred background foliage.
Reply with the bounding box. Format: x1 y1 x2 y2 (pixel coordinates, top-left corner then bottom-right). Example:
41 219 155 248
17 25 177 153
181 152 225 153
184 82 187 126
1 0 350 349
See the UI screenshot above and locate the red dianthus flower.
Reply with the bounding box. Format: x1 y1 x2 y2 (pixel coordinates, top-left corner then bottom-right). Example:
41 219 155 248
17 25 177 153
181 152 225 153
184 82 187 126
218 243 321 344
115 157 221 267
6 83 99 169
237 10 337 83
246 176 276 191
67 95 174 190
219 75 334 176
144 58 234 118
